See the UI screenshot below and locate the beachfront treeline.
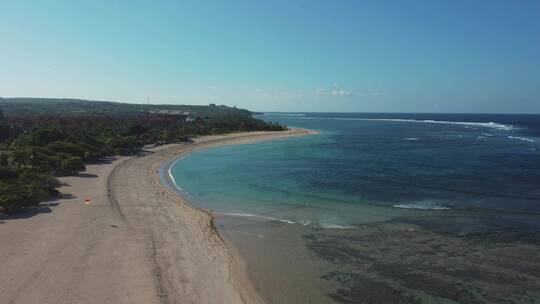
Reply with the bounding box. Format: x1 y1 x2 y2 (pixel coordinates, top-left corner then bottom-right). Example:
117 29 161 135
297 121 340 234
0 100 285 212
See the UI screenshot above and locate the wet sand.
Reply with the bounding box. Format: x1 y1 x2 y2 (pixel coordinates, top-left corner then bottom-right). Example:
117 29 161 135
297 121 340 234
4 127 537 304
217 213 540 304
157 128 540 304
0 129 314 304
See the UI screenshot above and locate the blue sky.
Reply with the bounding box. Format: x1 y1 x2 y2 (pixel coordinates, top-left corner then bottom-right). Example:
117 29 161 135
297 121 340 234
1 0 539 113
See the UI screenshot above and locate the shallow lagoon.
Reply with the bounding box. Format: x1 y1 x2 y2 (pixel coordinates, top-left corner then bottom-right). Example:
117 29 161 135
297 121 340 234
170 113 540 303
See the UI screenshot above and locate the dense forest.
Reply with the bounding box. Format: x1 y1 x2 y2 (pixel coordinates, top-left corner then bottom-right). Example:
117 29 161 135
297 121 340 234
0 99 285 213
0 97 255 118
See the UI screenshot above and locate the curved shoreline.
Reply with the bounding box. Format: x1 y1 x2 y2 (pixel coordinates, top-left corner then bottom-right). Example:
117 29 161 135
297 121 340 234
148 129 317 303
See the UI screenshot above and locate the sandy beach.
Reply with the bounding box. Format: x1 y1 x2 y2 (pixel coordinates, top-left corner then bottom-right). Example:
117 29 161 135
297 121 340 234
0 128 315 304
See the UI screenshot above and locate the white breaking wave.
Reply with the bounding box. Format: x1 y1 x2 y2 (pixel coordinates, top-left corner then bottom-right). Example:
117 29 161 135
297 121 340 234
393 201 451 210
167 154 191 190
403 137 419 141
223 212 260 217
225 212 313 226
317 223 356 229
224 212 314 226
222 212 277 221
222 212 354 229
508 136 536 143
271 115 514 131
332 118 514 130
167 168 180 190
278 219 312 226
267 113 307 117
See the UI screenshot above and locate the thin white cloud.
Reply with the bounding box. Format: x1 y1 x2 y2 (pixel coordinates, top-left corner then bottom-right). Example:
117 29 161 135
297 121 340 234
331 89 355 96
315 85 380 98
316 85 356 97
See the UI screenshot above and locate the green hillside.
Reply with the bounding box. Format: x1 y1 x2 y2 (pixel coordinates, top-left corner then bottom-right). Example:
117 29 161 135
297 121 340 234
0 97 252 118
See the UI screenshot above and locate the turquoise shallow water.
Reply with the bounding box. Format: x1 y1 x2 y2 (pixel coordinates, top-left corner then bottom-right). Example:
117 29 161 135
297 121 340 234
169 113 540 232
169 134 411 228
167 113 540 303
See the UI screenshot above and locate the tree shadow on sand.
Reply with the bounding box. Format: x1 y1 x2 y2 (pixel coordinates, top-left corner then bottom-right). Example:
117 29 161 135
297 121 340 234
0 206 53 222
87 156 117 165
0 193 76 223
76 173 98 178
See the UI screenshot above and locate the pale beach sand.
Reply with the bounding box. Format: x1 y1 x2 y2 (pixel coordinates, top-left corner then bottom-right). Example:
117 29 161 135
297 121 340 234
0 128 315 304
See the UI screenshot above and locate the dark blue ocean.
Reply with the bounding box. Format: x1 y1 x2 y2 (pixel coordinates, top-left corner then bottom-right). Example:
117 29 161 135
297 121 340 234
170 113 540 233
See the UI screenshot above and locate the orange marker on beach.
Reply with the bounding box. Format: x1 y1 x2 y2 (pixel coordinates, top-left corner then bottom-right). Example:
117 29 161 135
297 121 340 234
84 198 91 205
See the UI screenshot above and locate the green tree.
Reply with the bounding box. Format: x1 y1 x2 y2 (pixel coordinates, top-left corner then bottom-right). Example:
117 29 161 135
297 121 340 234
0 180 40 213
61 157 85 175
19 170 61 196
46 141 86 158
11 148 31 168
0 167 17 179
128 122 147 136
30 128 65 146
0 110 10 142
160 129 175 143
0 153 8 167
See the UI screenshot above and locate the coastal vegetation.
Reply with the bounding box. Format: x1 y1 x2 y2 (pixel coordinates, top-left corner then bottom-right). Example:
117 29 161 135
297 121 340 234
0 97 255 118
0 99 285 213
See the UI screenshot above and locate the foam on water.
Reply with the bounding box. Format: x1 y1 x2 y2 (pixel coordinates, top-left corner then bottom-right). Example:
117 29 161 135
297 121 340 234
393 201 451 210
358 119 513 130
317 223 356 229
167 154 191 190
280 115 515 131
278 219 312 226
170 112 540 304
508 136 536 142
223 212 353 229
264 113 307 117
223 212 260 217
172 113 540 234
222 212 277 221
